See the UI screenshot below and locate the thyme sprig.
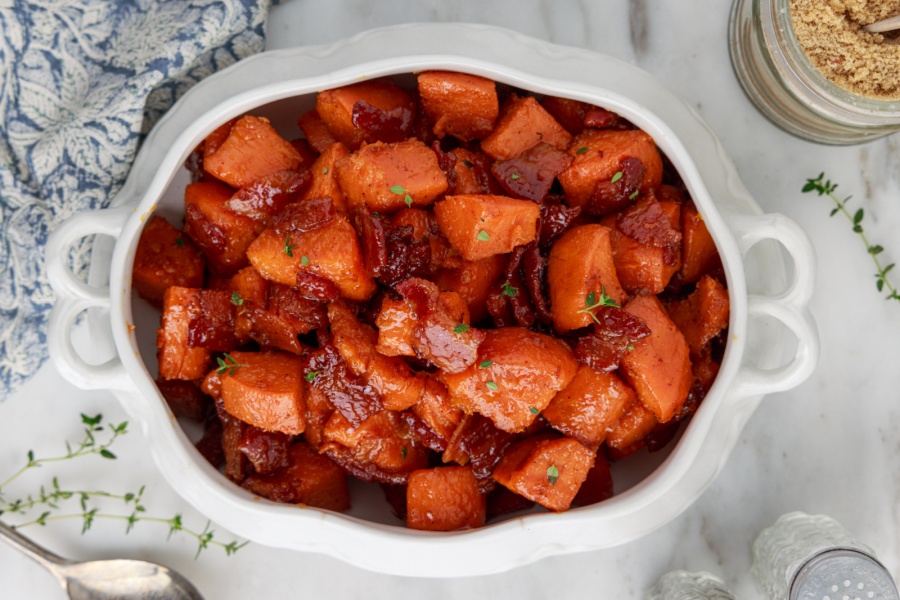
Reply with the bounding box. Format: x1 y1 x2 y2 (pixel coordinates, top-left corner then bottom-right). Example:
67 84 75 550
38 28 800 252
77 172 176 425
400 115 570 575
0 413 246 557
578 287 620 325
803 173 899 301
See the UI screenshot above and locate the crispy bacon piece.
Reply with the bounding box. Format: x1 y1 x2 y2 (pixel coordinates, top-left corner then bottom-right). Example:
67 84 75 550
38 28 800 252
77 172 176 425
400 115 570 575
352 99 414 144
583 106 622 129
587 156 645 216
539 199 582 248
226 169 310 222
491 142 574 202
268 197 335 236
295 271 341 302
350 208 389 277
305 345 384 428
575 306 651 372
238 426 293 475
443 414 516 487
379 224 432 287
521 243 552 324
187 290 237 351
617 194 683 265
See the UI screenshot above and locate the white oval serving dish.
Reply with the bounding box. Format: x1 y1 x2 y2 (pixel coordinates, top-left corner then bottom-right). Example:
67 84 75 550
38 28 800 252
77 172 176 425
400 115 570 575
45 24 818 577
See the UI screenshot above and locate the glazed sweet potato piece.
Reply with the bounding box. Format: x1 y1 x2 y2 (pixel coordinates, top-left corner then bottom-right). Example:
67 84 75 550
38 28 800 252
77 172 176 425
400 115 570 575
301 143 349 213
335 139 448 213
218 350 306 435
547 224 627 333
433 254 506 323
297 111 339 154
440 327 578 433
570 450 614 507
492 433 595 512
376 291 470 357
321 410 429 484
413 377 463 445
604 198 682 295
243 441 351 512
183 181 258 276
228 266 269 307
133 216 205 306
406 466 486 531
315 78 414 149
246 211 376 302
329 303 424 412
417 71 499 142
225 168 310 223
666 275 730 357
481 96 572 160
680 201 721 284
620 295 692 423
558 129 663 209
540 96 590 135
605 397 658 458
157 287 212 381
542 365 635 450
204 116 302 189
434 194 540 261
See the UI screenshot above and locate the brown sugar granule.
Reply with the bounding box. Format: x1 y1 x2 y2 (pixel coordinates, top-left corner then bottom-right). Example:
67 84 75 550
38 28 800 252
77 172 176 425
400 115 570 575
790 0 900 100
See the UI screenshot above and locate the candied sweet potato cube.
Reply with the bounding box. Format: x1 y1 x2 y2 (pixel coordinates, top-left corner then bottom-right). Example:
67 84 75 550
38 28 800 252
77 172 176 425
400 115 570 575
559 129 663 209
243 441 350 512
540 96 590 135
375 296 417 357
547 224 626 333
440 327 578 433
666 275 730 357
202 119 236 159
433 254 507 323
315 79 413 149
413 377 463 444
417 71 499 142
298 111 338 155
329 303 424 411
620 295 692 423
133 216 205 306
542 365 635 450
335 139 448 213
302 143 349 213
246 212 375 302
406 466 486 531
322 410 428 484
434 194 539 261
204 115 302 189
157 287 212 381
680 201 722 284
605 397 658 457
571 450 614 507
481 96 572 160
218 350 306 435
183 181 258 276
491 434 595 512
228 266 268 307
605 199 682 295
442 414 516 484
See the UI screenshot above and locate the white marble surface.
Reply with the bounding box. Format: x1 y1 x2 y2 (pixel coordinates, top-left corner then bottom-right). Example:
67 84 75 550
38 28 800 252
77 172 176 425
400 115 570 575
3 1 900 598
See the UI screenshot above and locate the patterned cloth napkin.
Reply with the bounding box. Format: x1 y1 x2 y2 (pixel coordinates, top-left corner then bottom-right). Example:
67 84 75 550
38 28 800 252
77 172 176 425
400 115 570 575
0 0 270 400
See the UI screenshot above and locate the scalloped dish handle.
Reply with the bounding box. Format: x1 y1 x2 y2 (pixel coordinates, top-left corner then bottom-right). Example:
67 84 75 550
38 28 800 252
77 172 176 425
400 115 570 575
46 206 135 391
728 213 820 398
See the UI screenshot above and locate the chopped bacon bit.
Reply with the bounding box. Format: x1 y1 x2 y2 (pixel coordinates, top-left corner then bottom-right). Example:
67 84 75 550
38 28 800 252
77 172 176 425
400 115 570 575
352 99 414 144
617 194 683 265
575 306 651 372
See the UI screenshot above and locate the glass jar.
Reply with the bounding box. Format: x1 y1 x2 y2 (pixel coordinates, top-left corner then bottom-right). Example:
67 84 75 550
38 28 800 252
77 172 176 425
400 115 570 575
729 0 900 144
646 570 736 600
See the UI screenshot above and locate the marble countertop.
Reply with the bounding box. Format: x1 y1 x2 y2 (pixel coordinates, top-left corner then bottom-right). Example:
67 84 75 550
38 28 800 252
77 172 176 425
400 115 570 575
3 1 900 598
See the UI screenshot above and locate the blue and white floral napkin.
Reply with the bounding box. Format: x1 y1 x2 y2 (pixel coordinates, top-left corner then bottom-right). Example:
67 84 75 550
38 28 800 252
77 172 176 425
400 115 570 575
0 0 270 400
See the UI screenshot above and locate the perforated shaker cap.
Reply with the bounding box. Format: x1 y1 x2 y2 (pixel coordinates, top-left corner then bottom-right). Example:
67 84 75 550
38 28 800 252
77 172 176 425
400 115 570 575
790 549 900 600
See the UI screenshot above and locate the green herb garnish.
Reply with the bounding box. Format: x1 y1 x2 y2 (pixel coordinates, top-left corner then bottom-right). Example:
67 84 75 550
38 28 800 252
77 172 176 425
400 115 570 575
803 172 899 301
529 406 539 415
510 173 520 180
500 280 518 298
389 184 414 208
476 229 490 241
610 171 623 183
479 360 493 369
301 255 309 266
576 146 588 154
216 353 247 376
175 237 185 247
401 446 408 460
629 189 639 200
578 287 620 325
485 381 499 391
322 166 329 174
547 465 559 485
453 323 470 334
230 291 243 306
304 371 320 382
283 235 297 257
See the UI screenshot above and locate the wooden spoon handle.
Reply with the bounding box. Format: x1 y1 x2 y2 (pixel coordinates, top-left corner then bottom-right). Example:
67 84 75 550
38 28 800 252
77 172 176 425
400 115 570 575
863 15 900 33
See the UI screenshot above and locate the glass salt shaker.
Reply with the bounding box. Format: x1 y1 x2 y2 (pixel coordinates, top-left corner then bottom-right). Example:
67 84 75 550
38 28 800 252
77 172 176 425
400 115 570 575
646 570 736 600
752 512 899 600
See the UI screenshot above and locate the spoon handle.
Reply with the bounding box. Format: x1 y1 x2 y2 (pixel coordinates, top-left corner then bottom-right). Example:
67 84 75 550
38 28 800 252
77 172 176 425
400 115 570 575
0 520 67 576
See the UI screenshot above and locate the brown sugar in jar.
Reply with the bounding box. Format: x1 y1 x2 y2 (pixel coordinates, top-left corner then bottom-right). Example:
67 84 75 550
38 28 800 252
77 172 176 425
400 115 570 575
790 0 900 100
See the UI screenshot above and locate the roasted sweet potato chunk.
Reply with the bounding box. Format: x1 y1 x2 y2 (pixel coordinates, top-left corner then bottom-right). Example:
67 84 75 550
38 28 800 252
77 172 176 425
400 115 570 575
433 254 507 323
434 194 540 261
481 96 572 160
680 201 722 284
302 143 349 213
204 115 302 189
666 275 730 357
620 295 692 423
440 327 578 433
335 138 448 213
407 466 486 531
298 111 338 155
183 181 257 276
542 365 635 450
547 224 626 333
157 287 212 381
218 350 306 435
417 71 499 142
559 129 663 209
605 397 658 458
243 441 350 512
133 216 205 306
492 433 595 512
315 78 414 149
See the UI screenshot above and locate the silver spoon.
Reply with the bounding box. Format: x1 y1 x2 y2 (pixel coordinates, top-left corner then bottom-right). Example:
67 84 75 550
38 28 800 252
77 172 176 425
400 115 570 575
0 521 205 600
863 15 900 33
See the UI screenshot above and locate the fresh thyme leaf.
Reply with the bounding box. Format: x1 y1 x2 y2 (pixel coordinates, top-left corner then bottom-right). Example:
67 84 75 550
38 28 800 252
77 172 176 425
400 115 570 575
479 360 493 368
453 323 470 334
389 184 407 195
576 146 588 154
610 171 623 183
485 381 499 391
510 173 520 180
230 291 243 306
803 172 899 303
283 235 297 258
175 237 185 248
404 193 413 207
401 446 408 460
462 159 474 168
477 229 490 241
305 371 320 382
547 465 559 485
301 255 309 266
578 286 620 324
99 449 116 460
529 406 539 415
322 167 329 174
216 354 247 376
500 280 518 298
629 189 639 200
